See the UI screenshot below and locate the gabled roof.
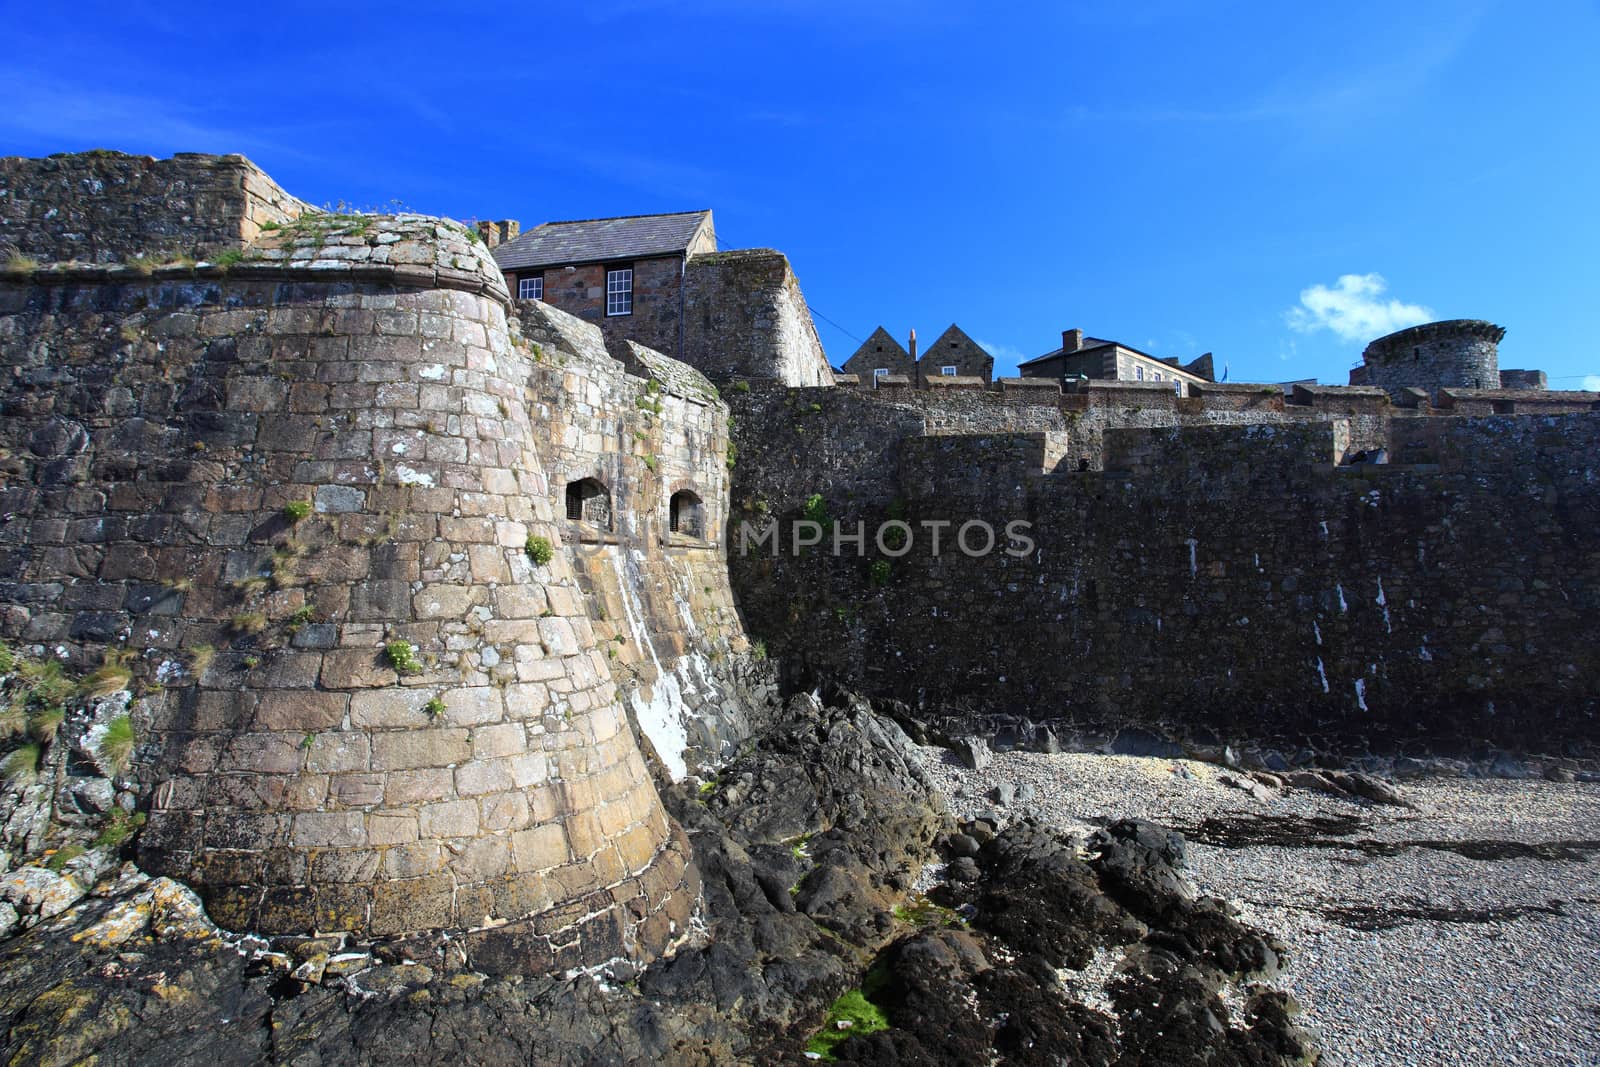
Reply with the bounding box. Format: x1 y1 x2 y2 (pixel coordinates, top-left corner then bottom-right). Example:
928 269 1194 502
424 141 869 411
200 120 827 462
493 210 713 271
842 326 912 371
921 324 993 363
1017 336 1120 369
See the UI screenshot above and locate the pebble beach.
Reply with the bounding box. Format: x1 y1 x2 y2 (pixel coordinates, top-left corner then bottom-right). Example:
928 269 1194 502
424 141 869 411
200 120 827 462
917 747 1600 1067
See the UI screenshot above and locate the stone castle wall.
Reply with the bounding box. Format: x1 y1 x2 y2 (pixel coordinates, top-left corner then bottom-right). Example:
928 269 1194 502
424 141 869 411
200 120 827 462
728 390 1600 752
682 249 833 387
514 300 765 777
0 167 697 973
0 151 306 263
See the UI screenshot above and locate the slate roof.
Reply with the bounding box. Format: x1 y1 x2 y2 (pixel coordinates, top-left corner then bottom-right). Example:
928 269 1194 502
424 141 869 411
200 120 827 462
1016 337 1120 369
492 210 713 271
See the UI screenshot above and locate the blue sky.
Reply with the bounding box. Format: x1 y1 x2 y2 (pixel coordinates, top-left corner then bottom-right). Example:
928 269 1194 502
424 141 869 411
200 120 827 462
3 1 1597 386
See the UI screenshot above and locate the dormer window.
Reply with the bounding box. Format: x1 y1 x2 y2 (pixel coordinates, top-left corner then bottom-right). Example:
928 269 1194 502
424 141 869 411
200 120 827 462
941 366 957 376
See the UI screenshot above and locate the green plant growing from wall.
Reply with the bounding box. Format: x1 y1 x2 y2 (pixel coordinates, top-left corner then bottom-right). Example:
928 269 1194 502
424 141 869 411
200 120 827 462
282 499 313 523
725 440 738 470
28 706 64 744
732 380 751 393
642 454 658 472
1 743 41 787
802 493 829 526
423 696 447 721
81 647 137 698
525 535 554 566
95 714 137 775
868 559 891 588
385 640 423 674
188 645 215 678
229 612 268 636
45 844 85 872
92 809 146 850
284 604 316 636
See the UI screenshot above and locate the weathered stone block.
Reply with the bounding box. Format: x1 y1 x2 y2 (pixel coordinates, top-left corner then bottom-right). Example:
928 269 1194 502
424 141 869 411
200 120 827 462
454 758 515 797
418 798 478 839
442 686 503 726
328 772 384 808
371 874 454 936
512 822 570 873
253 691 348 732
292 811 366 848
350 687 435 728
320 649 398 689
366 812 419 846
371 728 470 771
305 732 371 774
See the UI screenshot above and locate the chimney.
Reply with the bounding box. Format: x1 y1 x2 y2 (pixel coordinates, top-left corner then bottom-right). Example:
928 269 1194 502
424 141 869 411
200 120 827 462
908 328 918 362
476 219 520 249
1062 328 1083 353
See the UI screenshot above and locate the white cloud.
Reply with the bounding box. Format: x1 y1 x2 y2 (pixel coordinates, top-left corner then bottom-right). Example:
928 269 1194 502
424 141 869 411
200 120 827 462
976 338 1029 371
1582 375 1600 392
1286 273 1433 343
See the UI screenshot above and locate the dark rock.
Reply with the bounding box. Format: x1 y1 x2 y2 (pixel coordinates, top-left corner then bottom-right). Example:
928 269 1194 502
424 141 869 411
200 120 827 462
953 736 992 770
944 833 980 859
1544 765 1577 783
1107 728 1185 759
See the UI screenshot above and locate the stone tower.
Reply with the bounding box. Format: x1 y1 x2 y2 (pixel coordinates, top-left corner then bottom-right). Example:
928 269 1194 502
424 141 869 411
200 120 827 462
0 152 695 974
1356 319 1505 396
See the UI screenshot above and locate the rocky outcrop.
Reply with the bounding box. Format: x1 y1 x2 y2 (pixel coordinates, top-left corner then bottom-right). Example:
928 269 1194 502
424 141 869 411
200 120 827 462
0 687 1317 1065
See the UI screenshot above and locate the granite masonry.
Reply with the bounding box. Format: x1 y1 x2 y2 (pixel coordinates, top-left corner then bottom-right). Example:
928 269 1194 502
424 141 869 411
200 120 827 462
2 147 1598 1011
726 382 1600 753
0 153 698 972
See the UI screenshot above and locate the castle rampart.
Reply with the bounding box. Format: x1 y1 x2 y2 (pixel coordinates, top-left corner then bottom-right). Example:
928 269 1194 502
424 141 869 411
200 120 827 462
0 154 696 972
727 389 1600 751
681 249 833 387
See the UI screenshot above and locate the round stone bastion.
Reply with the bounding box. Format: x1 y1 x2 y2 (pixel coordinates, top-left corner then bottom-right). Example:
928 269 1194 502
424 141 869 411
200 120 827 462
0 212 696 974
1359 318 1505 395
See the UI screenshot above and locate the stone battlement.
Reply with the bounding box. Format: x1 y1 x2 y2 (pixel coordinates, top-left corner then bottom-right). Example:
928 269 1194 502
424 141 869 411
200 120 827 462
0 150 306 264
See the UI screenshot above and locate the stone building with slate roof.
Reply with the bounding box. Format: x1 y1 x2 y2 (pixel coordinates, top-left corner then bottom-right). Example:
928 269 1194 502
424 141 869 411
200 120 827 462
840 326 918 385
483 210 718 361
841 324 995 388
918 323 994 386
1019 327 1214 396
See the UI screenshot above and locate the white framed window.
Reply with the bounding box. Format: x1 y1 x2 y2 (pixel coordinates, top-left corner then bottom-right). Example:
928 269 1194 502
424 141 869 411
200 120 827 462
941 365 957 376
517 275 542 300
1135 366 1145 380
606 267 633 316
1174 380 1184 396
872 368 888 387
1153 371 1162 381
